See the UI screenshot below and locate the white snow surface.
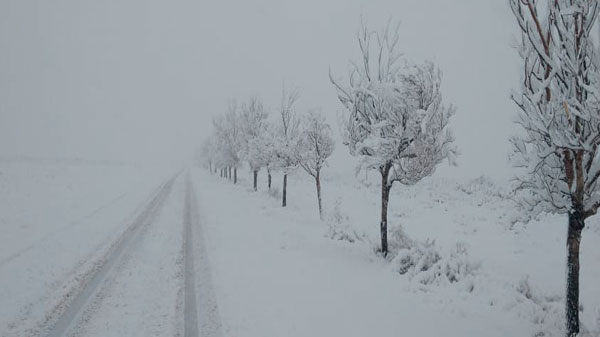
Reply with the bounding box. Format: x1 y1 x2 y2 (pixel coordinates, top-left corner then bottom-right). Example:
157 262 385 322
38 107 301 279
1 159 599 336
0 159 176 336
193 167 600 337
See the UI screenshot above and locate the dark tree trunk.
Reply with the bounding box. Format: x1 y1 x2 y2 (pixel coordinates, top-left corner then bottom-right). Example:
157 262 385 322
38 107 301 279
253 170 258 191
268 171 272 190
566 212 584 337
220 168 223 177
282 174 287 207
228 167 232 180
315 172 323 220
234 167 237 184
379 163 392 256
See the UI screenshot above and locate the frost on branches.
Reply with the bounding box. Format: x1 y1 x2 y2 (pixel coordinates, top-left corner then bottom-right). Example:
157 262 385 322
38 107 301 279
273 87 302 207
298 110 335 219
239 97 269 191
330 22 456 255
212 100 243 182
509 1 600 335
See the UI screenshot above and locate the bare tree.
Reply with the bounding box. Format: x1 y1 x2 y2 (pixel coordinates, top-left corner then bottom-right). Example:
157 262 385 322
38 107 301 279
509 1 600 335
298 110 335 219
330 21 456 256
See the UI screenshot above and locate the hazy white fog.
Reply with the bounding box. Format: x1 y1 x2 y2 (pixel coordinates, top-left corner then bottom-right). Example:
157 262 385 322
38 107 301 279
1 0 518 178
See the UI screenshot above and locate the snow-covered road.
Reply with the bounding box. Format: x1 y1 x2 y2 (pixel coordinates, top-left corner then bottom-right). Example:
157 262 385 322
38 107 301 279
1 165 222 337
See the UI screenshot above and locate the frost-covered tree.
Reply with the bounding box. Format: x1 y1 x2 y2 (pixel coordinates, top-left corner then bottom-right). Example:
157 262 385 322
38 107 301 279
213 101 243 184
330 22 456 256
298 110 335 219
273 86 301 207
199 137 217 173
240 97 269 191
509 1 600 335
254 123 279 190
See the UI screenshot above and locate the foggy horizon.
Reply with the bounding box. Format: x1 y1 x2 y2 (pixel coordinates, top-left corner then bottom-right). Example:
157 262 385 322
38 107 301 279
2 0 518 179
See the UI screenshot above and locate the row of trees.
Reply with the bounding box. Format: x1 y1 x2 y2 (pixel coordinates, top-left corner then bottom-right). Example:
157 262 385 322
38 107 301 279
201 5 598 333
201 22 457 263
200 88 334 219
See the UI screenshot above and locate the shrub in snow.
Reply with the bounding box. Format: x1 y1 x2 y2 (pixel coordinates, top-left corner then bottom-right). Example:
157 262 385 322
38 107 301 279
458 176 508 201
326 198 367 243
329 198 346 225
388 229 478 287
327 223 367 244
511 277 565 337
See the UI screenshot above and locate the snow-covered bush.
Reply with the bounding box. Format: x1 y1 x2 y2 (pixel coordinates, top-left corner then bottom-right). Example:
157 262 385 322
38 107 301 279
388 229 479 287
326 198 367 243
511 277 564 337
458 176 507 200
327 223 367 244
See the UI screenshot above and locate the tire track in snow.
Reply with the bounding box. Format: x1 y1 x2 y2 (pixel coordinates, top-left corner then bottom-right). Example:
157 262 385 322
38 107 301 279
42 174 178 337
184 173 223 337
184 175 200 337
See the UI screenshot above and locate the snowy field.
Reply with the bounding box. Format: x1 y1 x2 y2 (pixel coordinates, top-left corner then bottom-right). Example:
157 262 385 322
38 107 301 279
193 166 600 337
1 158 599 336
0 158 177 336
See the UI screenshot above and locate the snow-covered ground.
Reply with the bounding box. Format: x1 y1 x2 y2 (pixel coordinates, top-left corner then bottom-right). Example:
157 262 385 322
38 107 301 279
0 159 177 336
193 166 600 337
1 158 599 336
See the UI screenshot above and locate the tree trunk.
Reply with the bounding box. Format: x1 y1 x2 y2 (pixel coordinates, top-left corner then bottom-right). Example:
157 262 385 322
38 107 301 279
234 167 237 184
228 167 232 180
253 170 258 191
315 172 323 220
282 174 287 207
268 171 272 190
566 212 584 337
380 164 392 256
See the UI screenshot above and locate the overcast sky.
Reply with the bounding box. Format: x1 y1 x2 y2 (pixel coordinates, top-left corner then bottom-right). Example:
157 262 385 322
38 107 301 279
0 0 519 179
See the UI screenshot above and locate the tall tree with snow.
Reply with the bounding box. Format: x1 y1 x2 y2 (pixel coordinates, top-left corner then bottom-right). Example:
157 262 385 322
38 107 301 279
509 1 600 335
330 22 456 256
240 97 269 191
274 86 301 207
298 110 335 219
